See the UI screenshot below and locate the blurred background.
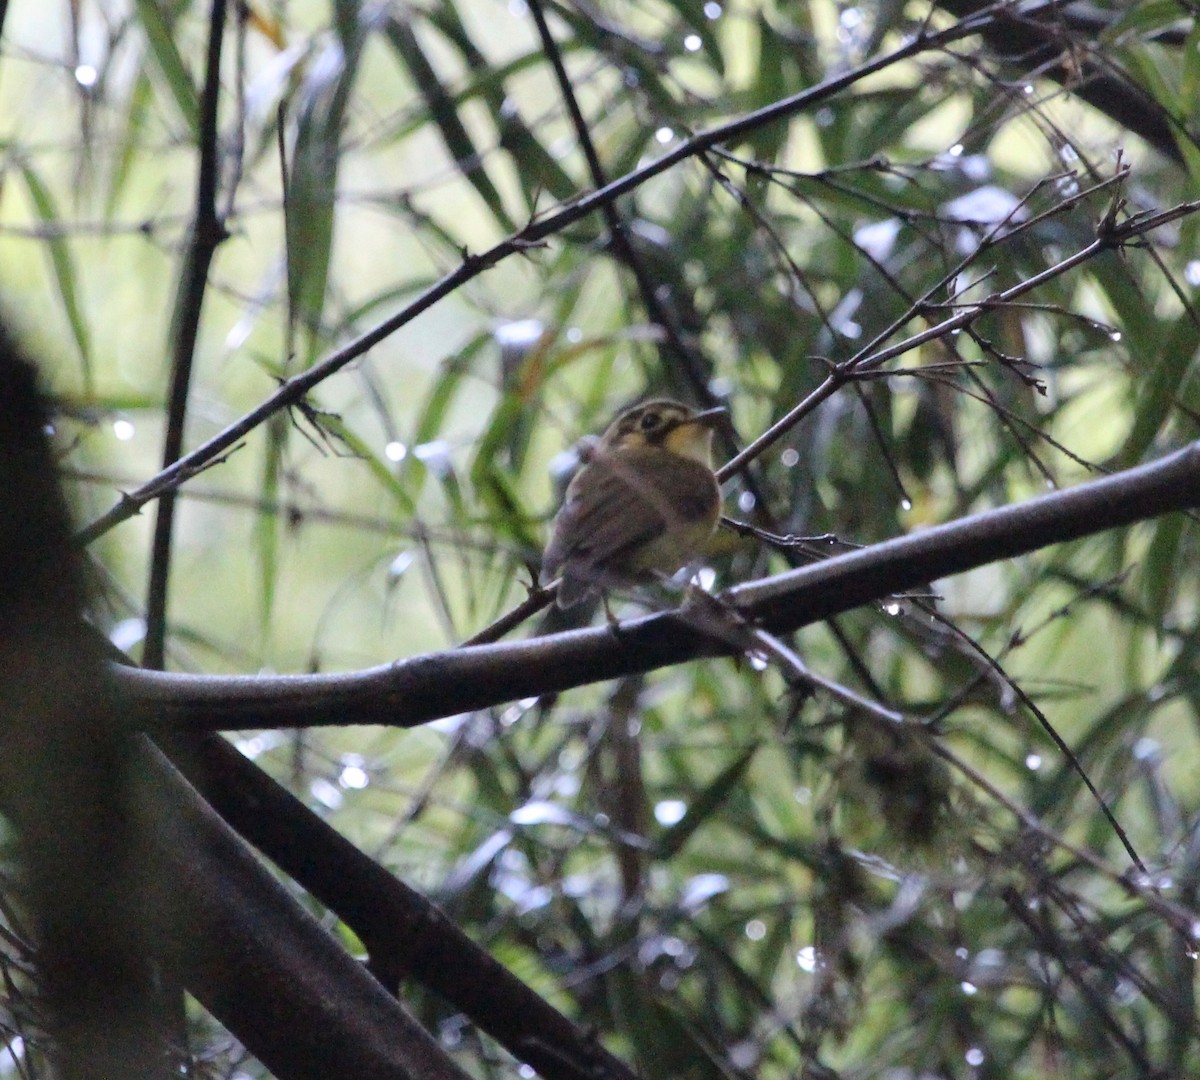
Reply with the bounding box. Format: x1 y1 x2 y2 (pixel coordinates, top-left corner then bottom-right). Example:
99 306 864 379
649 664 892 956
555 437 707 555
1 0 1198 1075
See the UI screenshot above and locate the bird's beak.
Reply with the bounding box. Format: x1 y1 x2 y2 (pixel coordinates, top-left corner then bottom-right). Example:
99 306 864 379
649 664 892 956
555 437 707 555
686 406 728 429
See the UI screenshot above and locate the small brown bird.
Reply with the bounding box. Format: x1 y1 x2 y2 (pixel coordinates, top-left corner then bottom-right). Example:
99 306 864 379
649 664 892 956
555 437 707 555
542 399 726 608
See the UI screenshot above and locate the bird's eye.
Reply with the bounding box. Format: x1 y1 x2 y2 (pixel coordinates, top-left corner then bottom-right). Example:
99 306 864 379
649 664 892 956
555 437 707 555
640 412 661 431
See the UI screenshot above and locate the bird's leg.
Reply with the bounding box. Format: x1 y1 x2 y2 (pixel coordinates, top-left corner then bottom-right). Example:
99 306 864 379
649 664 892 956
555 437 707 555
601 591 631 643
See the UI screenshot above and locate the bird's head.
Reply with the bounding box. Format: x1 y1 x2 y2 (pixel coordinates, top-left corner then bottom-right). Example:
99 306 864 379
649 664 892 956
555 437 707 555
599 399 726 465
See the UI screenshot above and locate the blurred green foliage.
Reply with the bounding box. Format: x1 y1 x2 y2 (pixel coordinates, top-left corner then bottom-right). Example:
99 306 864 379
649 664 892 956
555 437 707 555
1 0 1199 1077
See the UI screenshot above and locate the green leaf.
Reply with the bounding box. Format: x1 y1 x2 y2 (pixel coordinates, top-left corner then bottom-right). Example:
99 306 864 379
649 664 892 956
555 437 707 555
607 968 732 1080
426 2 581 207
743 13 789 161
16 163 93 388
1121 309 1200 465
664 0 724 75
133 0 200 136
382 13 517 233
285 13 368 355
257 413 287 636
1141 511 1185 624
658 745 758 858
104 70 153 220
309 412 417 518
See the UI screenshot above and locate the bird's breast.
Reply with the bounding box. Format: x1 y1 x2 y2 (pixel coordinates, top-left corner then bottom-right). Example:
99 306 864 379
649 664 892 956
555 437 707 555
616 449 720 572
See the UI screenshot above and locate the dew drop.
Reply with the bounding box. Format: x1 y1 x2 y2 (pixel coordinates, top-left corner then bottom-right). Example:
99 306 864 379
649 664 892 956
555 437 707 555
495 318 544 349
654 799 687 826
310 778 343 809
414 440 452 474
110 617 146 652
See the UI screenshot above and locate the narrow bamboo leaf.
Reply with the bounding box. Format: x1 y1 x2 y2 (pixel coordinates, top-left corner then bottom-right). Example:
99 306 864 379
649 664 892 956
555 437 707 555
608 969 731 1080
470 369 546 487
309 412 417 517
334 275 441 330
285 9 367 355
17 163 93 387
744 12 788 161
657 745 757 858
257 414 286 635
330 0 360 51
1110 0 1192 37
1179 18 1200 107
382 14 516 232
104 70 153 221
475 467 540 555
1122 310 1200 465
863 0 909 57
425 2 580 205
664 0 723 74
133 0 200 136
383 45 551 145
1141 511 1185 624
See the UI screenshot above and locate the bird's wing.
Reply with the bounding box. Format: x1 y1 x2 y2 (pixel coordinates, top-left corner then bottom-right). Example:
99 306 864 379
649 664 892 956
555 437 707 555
542 450 669 580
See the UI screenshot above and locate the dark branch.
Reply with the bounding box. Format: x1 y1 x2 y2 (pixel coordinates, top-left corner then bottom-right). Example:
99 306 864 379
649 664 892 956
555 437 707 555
160 732 643 1080
119 441 1200 731
140 738 474 1080
143 0 229 669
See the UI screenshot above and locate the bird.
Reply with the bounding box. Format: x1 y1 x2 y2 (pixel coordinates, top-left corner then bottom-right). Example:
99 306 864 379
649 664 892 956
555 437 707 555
541 399 726 609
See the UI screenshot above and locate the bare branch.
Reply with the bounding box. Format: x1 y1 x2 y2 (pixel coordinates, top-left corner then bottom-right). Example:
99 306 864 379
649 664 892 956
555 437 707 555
119 440 1200 730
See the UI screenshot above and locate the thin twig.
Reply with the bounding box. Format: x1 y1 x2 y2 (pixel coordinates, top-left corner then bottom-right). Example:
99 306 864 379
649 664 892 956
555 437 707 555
717 196 1200 483
75 5 1008 547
